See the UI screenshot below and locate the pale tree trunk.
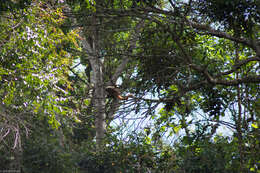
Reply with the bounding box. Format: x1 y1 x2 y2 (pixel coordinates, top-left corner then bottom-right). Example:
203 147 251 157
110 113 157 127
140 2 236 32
80 37 106 150
80 20 106 150
75 1 106 149
64 1 107 149
80 11 144 149
90 57 106 149
91 3 106 149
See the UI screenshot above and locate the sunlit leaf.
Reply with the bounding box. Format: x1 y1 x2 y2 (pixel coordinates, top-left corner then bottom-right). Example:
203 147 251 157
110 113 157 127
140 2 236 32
252 123 258 129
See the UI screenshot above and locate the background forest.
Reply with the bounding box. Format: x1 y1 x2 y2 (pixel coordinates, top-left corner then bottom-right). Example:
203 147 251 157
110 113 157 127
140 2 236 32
0 0 259 172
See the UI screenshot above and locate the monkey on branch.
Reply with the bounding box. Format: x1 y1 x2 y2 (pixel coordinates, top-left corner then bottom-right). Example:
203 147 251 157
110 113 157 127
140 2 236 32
105 86 134 100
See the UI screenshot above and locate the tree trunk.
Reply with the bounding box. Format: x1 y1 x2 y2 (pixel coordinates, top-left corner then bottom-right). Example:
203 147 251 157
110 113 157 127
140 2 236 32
79 7 144 149
89 57 106 149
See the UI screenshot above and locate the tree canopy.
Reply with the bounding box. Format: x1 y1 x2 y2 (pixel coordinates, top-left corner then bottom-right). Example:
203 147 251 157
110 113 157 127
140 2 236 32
0 0 259 172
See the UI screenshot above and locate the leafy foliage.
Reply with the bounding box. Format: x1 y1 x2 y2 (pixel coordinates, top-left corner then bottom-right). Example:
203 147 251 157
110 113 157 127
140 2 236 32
196 0 260 33
0 0 259 172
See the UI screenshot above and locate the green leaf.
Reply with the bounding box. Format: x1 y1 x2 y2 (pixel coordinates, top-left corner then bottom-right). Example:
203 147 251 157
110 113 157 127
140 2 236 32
173 125 181 133
252 123 258 129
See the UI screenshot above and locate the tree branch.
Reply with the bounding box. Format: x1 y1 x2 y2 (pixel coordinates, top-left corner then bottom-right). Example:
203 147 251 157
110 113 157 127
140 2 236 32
187 21 259 52
110 20 145 84
217 56 260 77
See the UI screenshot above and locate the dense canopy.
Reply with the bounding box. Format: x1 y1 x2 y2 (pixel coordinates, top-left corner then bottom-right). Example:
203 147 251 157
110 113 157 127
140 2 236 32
0 0 259 172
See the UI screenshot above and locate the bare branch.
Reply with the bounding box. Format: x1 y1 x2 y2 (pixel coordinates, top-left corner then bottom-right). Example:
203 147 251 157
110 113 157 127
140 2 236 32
187 21 259 52
110 20 145 84
217 56 260 77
